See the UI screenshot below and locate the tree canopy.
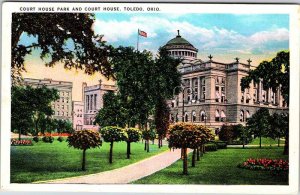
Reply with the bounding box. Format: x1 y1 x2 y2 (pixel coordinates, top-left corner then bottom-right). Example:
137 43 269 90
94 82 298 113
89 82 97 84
241 51 289 104
12 13 112 84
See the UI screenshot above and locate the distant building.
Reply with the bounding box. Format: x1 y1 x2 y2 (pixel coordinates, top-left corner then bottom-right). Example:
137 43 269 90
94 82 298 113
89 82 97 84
83 80 117 130
72 101 84 130
164 31 288 134
23 78 73 122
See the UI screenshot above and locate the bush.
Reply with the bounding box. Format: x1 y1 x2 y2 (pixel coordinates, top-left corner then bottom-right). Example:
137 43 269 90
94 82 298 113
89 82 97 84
205 143 217 151
42 136 54 143
33 136 40 143
212 141 227 149
57 136 64 142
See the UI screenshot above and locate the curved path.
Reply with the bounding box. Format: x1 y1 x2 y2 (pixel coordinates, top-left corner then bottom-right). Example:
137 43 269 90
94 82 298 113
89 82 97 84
38 148 190 184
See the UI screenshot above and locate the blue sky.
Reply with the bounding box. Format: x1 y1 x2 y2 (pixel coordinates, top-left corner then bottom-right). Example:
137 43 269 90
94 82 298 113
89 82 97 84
94 13 289 64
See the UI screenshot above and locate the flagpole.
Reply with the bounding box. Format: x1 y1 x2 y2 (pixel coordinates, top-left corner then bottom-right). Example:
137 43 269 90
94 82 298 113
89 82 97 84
137 28 139 52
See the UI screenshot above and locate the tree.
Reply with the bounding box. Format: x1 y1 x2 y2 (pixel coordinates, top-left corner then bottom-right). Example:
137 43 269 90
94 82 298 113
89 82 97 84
246 108 271 148
142 129 156 153
168 123 212 175
269 112 288 154
11 85 59 137
56 119 74 133
12 13 112 84
219 125 235 144
233 124 250 148
124 128 142 159
94 91 127 128
154 98 170 148
100 126 127 163
67 130 102 171
241 51 289 104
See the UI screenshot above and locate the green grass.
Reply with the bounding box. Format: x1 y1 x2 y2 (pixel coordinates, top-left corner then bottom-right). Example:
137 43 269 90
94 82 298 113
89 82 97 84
248 137 285 145
11 140 167 183
133 147 288 185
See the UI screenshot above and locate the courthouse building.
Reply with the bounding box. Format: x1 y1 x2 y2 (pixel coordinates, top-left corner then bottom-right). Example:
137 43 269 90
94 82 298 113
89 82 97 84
23 78 73 122
164 31 288 133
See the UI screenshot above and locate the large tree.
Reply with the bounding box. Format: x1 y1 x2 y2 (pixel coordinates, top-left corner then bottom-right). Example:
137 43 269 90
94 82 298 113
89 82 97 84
11 85 59 136
246 108 271 148
12 13 112 84
241 51 289 104
94 91 127 128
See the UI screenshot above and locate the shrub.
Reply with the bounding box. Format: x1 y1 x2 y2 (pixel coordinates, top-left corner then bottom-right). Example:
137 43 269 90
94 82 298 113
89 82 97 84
32 136 40 143
42 136 54 143
212 141 227 149
67 130 102 171
205 143 217 151
57 136 64 142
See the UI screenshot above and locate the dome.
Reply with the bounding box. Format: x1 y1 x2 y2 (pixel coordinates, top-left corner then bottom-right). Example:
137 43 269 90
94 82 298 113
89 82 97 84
164 30 198 52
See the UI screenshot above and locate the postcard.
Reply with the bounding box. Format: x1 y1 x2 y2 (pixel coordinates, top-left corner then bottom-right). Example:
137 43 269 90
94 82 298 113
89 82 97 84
1 2 299 194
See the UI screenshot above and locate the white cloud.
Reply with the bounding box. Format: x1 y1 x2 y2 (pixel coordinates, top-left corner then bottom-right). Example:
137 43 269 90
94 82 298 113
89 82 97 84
94 15 289 56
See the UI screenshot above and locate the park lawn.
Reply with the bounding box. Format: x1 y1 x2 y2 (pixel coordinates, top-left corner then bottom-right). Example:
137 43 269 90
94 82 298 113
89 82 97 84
133 147 288 185
11 140 167 183
248 137 285 146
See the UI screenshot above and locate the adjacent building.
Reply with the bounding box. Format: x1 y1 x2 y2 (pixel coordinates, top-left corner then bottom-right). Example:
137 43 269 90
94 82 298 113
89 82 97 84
164 31 288 134
82 80 117 130
72 101 84 130
23 78 73 122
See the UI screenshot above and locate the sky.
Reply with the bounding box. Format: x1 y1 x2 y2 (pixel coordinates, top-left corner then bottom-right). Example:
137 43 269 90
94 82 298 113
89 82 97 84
22 13 289 101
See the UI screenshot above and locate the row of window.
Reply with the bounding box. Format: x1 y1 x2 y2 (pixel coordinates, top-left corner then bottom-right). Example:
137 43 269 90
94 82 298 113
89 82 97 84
56 97 69 103
86 94 98 111
56 111 70 117
53 104 70 110
169 50 196 57
170 110 251 123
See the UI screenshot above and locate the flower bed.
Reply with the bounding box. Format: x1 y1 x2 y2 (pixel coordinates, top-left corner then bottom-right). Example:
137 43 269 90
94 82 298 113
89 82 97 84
11 139 33 146
238 158 288 175
38 132 71 137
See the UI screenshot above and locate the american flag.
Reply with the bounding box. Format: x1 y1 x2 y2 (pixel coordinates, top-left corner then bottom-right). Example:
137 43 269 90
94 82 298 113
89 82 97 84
138 29 147 37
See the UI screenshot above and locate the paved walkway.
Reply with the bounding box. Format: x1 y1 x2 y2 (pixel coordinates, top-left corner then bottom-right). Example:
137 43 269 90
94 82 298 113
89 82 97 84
40 149 190 184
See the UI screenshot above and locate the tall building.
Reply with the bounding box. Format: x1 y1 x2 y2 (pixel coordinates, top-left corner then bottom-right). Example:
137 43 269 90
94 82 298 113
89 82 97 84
23 78 73 122
164 31 288 134
83 80 117 130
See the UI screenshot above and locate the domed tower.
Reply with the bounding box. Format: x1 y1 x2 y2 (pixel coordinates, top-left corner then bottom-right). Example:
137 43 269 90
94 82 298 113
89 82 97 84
164 30 198 60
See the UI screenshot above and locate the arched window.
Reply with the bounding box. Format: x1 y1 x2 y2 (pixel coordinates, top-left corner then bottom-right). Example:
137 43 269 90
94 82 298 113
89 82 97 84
192 111 196 122
215 110 220 121
221 110 226 122
246 110 250 121
185 112 189 122
200 110 206 122
240 110 245 122
176 113 179 122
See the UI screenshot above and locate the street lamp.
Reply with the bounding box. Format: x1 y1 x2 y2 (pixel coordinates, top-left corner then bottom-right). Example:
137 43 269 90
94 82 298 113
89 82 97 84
172 85 196 122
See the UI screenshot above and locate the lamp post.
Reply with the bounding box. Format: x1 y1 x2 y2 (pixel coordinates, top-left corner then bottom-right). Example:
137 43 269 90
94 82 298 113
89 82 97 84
172 85 195 122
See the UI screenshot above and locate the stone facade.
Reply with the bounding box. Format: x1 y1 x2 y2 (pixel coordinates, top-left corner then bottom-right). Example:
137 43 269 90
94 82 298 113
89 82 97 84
23 78 73 122
83 80 117 130
165 31 288 134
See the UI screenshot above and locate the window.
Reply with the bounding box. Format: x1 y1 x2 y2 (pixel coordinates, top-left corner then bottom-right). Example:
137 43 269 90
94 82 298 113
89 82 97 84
215 110 220 121
62 105 64 109
176 114 179 122
66 98 69 103
246 110 250 121
62 98 64 103
57 111 60 116
240 110 245 122
62 111 64 116
192 111 196 122
185 112 188 122
220 110 226 121
200 111 206 122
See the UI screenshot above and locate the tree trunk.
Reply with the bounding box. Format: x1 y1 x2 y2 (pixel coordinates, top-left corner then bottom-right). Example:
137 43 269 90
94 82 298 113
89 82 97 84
158 138 161 148
144 141 147 150
82 149 86 171
196 147 200 161
283 133 289 155
182 147 188 175
152 139 154 145
127 141 131 159
19 128 21 141
243 137 245 149
192 149 196 167
109 141 114 163
147 139 150 153
278 137 280 147
259 135 262 148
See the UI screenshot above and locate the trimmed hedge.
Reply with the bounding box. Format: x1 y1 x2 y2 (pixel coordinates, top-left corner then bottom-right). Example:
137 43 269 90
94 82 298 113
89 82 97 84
205 143 217 151
42 136 54 143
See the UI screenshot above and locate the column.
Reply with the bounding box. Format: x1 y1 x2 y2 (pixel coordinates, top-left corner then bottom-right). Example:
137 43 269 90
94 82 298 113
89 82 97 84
205 76 215 103
90 95 93 110
197 77 201 102
189 78 192 104
258 80 262 102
